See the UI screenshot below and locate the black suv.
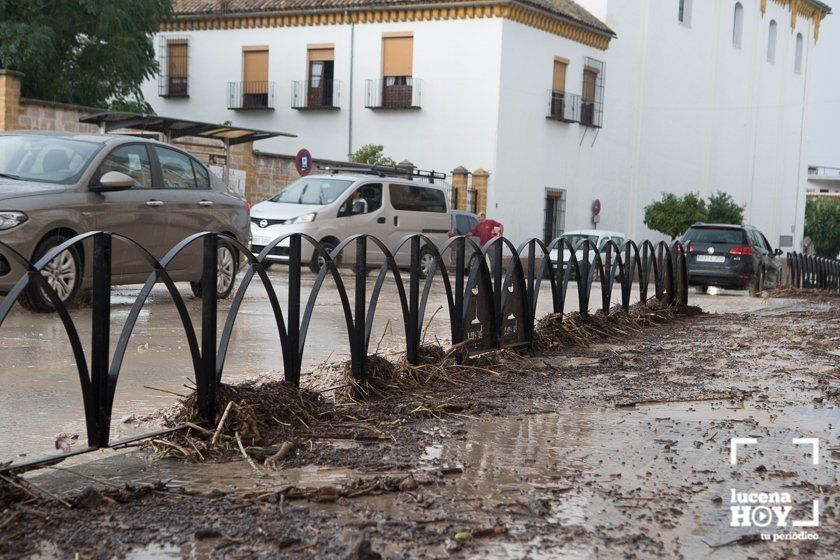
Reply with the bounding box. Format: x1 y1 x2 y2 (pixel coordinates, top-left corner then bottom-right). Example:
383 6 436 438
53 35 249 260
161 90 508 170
682 223 783 295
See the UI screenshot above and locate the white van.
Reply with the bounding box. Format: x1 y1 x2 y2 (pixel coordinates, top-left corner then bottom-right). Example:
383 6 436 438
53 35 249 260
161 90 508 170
250 169 451 275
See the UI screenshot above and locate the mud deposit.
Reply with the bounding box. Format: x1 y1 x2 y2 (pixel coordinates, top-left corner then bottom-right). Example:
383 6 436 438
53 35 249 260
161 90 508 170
1 297 838 559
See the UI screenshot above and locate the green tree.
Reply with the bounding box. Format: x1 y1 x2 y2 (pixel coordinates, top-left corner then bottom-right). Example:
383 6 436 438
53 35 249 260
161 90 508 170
0 0 171 109
349 144 396 167
804 197 840 258
643 192 707 239
706 191 745 224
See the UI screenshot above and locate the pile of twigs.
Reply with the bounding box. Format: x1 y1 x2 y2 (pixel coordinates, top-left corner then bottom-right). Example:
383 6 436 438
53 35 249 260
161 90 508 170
533 300 701 350
765 286 839 299
151 378 328 461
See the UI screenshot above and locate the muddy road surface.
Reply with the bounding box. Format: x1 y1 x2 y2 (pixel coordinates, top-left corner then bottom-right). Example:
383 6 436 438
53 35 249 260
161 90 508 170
1 292 838 559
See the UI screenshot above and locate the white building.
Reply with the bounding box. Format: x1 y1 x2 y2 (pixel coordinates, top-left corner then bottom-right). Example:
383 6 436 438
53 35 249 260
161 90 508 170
805 0 840 194
142 0 832 249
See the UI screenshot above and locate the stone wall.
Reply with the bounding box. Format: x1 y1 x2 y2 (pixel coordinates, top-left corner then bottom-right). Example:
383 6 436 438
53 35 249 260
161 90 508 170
18 99 101 134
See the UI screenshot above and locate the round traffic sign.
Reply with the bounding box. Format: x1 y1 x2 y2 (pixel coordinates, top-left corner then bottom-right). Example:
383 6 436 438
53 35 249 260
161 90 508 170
592 198 601 216
295 148 313 176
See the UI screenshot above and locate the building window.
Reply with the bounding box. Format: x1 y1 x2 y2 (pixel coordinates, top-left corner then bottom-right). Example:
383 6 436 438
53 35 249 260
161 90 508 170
580 58 605 128
228 46 274 110
308 45 336 108
543 189 566 245
733 2 744 48
768 20 777 62
382 33 414 107
678 0 692 26
158 37 189 97
366 33 420 109
548 57 577 121
794 33 804 74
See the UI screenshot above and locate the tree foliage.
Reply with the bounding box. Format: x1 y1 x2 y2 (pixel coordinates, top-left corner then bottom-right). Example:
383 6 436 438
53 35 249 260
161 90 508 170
643 192 707 239
349 144 396 167
706 191 745 225
804 197 840 258
0 0 171 109
644 191 746 239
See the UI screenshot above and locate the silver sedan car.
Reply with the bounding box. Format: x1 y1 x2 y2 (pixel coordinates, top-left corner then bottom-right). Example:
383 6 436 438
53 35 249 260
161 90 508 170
0 132 249 312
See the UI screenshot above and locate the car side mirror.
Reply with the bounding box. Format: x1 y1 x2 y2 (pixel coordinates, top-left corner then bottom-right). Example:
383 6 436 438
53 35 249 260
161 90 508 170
774 248 783 256
91 171 134 192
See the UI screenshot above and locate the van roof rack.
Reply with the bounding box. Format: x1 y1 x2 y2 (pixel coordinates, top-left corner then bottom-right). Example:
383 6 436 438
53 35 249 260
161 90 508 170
317 164 446 183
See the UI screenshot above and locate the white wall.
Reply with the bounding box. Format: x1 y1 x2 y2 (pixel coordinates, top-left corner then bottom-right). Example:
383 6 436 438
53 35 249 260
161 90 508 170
490 18 622 243
141 18 504 178
602 0 813 249
805 0 839 168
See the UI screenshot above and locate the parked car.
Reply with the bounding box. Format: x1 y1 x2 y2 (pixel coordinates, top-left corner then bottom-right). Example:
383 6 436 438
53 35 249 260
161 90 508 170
681 223 782 295
0 131 249 312
547 229 628 280
250 170 451 276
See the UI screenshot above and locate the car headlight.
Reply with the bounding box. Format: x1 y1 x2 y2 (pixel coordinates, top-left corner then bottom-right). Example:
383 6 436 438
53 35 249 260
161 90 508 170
290 212 316 224
0 211 27 230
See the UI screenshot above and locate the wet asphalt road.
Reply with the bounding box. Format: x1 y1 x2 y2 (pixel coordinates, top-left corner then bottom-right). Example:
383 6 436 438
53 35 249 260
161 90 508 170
0 267 775 464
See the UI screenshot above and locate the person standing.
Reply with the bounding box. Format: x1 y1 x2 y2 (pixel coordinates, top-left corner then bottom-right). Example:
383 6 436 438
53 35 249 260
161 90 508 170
467 212 504 246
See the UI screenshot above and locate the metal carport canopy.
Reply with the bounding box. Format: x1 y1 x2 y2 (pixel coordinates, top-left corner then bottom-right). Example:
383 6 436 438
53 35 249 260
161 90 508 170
79 111 296 184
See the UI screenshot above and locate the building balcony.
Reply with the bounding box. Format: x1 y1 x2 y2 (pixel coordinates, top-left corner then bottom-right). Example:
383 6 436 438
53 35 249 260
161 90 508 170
159 76 189 98
546 90 580 123
808 166 840 182
291 80 341 110
365 77 422 110
580 99 603 128
228 81 275 110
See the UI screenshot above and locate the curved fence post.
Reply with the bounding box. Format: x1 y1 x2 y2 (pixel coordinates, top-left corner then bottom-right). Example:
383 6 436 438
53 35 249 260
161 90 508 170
89 232 113 448
286 234 302 386
198 233 218 426
407 235 421 365
351 236 368 381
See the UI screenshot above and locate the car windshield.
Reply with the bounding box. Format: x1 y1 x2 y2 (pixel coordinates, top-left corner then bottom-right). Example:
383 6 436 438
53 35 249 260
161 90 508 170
0 135 101 184
684 227 745 244
562 234 599 249
270 178 354 205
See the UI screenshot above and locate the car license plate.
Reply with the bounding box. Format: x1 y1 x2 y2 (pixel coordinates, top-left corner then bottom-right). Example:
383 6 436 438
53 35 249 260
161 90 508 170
696 255 725 263
252 235 271 246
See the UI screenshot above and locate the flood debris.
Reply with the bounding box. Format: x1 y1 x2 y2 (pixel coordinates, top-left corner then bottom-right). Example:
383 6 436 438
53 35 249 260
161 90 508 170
2 295 837 559
150 379 328 461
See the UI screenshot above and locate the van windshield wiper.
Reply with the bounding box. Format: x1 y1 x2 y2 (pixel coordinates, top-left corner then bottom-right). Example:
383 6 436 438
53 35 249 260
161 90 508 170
0 172 24 181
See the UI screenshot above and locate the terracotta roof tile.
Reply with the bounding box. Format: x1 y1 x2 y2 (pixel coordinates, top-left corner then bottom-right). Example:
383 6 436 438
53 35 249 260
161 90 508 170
170 0 614 35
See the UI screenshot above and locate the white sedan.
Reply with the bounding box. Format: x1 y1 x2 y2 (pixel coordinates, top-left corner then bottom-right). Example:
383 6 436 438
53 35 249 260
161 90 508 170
547 229 627 279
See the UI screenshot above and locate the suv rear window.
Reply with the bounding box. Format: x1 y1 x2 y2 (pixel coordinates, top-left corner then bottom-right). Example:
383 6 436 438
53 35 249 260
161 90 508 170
389 184 447 213
683 227 745 244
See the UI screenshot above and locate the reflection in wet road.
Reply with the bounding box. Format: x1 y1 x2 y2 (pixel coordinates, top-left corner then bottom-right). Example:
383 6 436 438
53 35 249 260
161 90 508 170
0 268 777 463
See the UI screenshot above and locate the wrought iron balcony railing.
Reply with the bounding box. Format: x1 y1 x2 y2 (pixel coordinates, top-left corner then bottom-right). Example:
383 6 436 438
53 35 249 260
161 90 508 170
365 77 422 109
227 81 275 110
580 99 603 128
546 90 580 123
291 79 341 110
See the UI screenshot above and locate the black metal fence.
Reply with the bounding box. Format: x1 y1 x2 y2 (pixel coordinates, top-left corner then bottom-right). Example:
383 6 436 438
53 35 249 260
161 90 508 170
787 252 840 292
0 232 689 470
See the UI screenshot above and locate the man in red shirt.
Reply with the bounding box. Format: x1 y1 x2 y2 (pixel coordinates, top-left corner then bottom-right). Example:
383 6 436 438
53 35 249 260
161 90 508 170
468 212 504 246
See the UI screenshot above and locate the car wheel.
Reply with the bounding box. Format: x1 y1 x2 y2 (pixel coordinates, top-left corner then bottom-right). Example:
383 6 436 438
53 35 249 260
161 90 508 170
18 235 82 313
419 248 436 279
190 241 238 299
309 239 339 274
748 268 765 297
